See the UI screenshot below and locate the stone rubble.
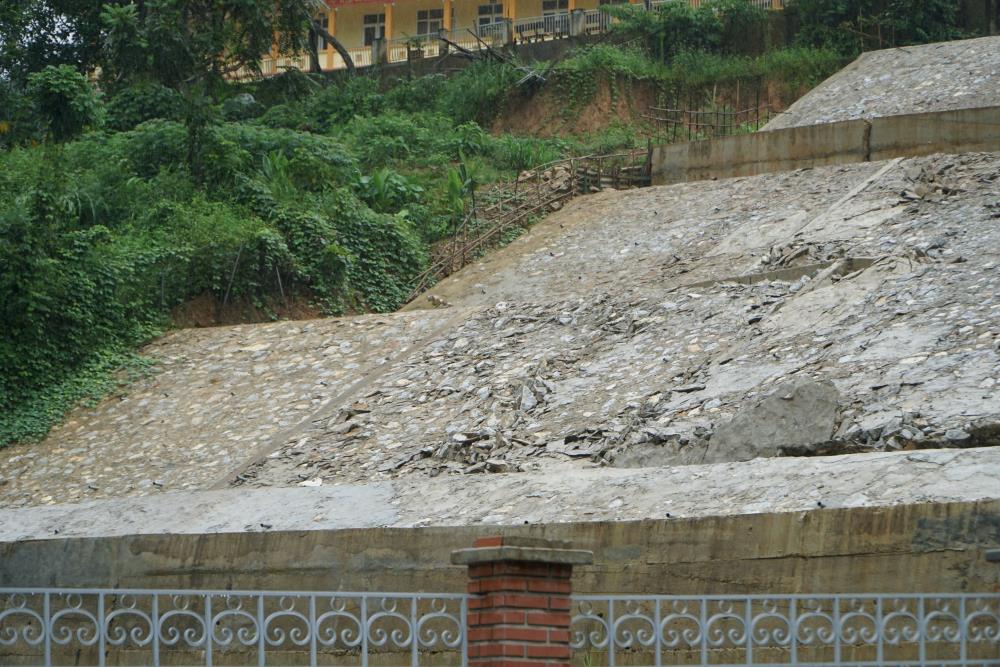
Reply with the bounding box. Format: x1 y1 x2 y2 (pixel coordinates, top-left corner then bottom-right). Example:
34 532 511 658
239 151 1000 489
764 36 1000 130
1 150 999 510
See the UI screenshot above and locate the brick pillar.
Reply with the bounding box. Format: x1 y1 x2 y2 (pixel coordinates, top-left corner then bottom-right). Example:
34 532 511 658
452 536 593 667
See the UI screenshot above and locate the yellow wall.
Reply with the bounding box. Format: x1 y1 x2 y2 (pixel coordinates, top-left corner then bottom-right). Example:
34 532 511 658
328 0 603 48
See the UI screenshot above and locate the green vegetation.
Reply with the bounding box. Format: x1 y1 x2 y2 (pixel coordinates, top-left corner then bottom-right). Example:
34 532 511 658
789 0 967 55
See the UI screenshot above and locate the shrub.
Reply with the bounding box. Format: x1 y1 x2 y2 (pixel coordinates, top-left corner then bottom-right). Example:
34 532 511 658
106 82 184 130
27 65 104 141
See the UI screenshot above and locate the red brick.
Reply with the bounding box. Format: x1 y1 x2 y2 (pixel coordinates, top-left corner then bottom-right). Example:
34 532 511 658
468 581 483 594
526 645 572 659
526 580 571 594
479 577 529 593
525 612 571 627
549 564 572 578
496 594 550 609
475 536 504 547
478 643 525 658
475 610 527 626
469 563 495 578
491 627 549 642
469 597 490 610
473 660 548 667
547 629 571 643
468 628 493 642
493 562 552 577
548 597 572 611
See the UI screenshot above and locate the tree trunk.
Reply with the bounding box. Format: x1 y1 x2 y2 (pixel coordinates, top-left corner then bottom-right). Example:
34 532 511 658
311 21 356 75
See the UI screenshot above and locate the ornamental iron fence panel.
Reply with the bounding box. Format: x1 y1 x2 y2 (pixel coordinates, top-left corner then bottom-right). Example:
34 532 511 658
3 589 999 666
0 589 467 667
571 594 1000 667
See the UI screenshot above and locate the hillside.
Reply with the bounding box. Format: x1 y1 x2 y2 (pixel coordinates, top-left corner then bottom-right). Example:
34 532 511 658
3 147 998 511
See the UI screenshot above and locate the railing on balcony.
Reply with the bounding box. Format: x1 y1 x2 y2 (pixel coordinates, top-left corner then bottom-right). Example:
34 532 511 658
249 0 787 77
514 12 570 41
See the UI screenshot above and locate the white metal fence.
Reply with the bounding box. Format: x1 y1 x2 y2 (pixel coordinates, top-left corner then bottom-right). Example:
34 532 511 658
0 589 467 667
3 589 998 666
571 594 1000 666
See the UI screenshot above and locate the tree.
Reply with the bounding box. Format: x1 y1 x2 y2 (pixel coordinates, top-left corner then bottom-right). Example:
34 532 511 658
791 0 965 54
98 0 317 90
27 64 102 141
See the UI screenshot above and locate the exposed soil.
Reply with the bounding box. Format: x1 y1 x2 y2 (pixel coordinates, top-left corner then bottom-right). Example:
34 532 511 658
170 291 324 328
492 78 660 137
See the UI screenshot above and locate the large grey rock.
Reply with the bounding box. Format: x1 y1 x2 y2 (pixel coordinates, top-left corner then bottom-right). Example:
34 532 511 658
705 379 840 463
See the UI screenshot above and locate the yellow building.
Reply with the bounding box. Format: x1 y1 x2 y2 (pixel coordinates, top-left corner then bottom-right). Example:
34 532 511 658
261 0 782 72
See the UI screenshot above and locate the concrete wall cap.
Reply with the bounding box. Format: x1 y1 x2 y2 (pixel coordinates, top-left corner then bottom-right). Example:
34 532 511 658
451 545 594 566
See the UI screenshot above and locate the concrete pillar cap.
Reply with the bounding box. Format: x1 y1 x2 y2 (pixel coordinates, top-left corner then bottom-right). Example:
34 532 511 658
451 535 593 565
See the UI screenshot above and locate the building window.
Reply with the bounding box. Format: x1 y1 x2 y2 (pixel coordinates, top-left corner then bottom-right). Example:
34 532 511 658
598 0 626 4
417 8 444 35
542 0 568 13
315 14 330 51
477 3 504 28
363 13 386 45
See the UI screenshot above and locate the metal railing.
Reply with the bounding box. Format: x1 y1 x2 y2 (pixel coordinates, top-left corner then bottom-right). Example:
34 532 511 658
3 589 999 666
249 0 786 75
571 594 1000 666
646 104 776 141
0 588 467 667
514 12 570 40
584 8 615 32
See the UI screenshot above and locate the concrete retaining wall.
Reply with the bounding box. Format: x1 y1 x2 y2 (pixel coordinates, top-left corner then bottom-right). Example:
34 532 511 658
3 500 999 594
651 106 1000 186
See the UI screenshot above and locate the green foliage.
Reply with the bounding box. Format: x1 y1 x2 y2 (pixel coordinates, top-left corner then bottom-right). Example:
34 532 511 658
357 168 425 214
790 0 966 55
27 65 103 141
605 0 767 61
97 0 315 90
0 114 425 446
436 60 522 126
489 136 565 171
106 82 184 131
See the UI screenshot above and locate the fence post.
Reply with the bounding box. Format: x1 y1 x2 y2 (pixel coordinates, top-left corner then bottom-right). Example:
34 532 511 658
372 37 388 65
502 18 515 47
452 536 593 667
569 9 587 37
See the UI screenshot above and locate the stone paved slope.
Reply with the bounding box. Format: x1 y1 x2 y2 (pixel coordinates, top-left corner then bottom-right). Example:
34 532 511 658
242 151 1000 489
764 36 1000 130
2 151 999 510
0 311 457 507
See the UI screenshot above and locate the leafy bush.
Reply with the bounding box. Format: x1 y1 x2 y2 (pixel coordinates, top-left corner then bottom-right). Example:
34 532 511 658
489 136 564 171
357 168 425 214
436 61 521 125
106 82 185 131
605 0 766 61
27 65 104 141
790 0 965 55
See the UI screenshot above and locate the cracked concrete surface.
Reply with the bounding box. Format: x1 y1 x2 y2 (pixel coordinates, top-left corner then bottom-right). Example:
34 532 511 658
1 447 997 541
